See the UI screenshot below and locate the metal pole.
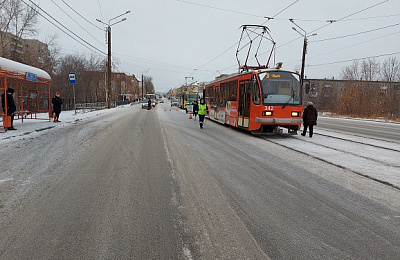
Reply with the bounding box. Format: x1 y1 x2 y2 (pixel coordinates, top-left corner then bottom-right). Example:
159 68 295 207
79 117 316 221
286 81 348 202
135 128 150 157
107 26 112 109
141 74 144 99
290 19 316 88
300 36 307 87
72 84 76 114
96 12 130 108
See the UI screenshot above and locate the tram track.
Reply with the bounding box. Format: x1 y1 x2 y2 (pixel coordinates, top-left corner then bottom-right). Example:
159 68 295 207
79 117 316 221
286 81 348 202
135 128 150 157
316 130 400 153
298 133 400 167
258 131 400 190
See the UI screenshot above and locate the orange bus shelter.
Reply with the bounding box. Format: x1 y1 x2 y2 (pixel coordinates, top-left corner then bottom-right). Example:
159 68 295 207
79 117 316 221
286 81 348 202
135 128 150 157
0 57 52 130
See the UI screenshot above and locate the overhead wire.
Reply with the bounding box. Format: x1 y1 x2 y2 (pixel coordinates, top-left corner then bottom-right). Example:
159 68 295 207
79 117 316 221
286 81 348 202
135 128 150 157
259 13 400 23
59 0 104 30
176 0 264 18
50 0 105 46
307 51 400 67
23 0 106 55
97 0 104 22
268 0 396 72
191 0 396 85
310 22 400 42
187 0 300 85
308 0 391 34
307 30 400 60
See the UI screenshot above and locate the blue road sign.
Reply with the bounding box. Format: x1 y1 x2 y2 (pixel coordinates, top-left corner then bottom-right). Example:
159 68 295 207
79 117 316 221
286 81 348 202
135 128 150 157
69 72 77 84
26 72 37 82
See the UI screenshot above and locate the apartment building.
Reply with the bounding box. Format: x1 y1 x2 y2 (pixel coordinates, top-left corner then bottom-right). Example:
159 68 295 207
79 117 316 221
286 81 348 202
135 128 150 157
0 31 50 71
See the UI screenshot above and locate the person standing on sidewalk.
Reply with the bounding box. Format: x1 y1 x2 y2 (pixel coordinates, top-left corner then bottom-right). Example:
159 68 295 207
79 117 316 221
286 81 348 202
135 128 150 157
301 101 318 137
52 92 63 122
1 88 17 130
198 98 208 129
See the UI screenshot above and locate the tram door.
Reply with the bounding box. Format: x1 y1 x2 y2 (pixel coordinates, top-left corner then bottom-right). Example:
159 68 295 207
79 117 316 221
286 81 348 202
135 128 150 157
238 80 250 128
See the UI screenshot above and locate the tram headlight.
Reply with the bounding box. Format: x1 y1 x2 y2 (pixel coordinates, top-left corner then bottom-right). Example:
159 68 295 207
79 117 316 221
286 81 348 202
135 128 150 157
263 111 273 116
291 111 300 117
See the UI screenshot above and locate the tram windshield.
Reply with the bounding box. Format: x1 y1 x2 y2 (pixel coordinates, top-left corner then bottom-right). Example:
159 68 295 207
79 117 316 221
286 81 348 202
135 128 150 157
187 94 198 102
258 71 301 106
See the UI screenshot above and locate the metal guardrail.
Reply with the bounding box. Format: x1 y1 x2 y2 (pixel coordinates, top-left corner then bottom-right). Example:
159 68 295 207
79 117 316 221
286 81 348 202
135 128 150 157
75 102 108 112
75 100 132 113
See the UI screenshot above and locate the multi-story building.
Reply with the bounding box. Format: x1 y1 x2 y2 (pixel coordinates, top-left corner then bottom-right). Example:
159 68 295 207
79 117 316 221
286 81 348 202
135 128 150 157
0 32 50 72
23 38 51 71
0 31 24 59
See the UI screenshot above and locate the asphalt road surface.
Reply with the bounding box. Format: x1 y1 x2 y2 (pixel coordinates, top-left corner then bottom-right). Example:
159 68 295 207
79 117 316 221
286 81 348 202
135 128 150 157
0 103 399 259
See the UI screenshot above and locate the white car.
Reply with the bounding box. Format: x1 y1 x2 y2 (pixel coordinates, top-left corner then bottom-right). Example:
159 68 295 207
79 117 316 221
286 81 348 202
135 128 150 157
141 99 149 109
171 99 178 106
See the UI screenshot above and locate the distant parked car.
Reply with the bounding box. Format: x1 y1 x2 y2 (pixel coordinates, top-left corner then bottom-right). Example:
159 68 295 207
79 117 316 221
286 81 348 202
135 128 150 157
141 99 149 109
171 99 178 106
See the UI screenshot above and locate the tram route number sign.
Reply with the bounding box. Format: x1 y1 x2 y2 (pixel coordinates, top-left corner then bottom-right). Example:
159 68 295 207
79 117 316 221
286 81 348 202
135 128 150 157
68 72 77 84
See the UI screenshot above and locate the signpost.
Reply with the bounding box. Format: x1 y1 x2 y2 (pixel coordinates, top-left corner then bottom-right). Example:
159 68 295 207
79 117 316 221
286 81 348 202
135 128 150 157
69 73 77 114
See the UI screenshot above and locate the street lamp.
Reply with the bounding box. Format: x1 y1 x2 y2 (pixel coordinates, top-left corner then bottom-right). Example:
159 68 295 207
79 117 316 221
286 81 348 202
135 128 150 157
290 19 317 87
96 10 130 108
141 69 150 99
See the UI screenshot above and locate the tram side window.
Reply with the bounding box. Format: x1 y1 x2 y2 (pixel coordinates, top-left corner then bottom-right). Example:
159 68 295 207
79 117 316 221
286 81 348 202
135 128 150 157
228 80 237 101
215 87 220 108
205 86 215 106
220 83 226 106
252 75 260 105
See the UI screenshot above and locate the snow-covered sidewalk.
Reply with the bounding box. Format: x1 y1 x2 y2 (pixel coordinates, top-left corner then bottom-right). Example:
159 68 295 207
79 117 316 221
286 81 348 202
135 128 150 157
0 105 131 143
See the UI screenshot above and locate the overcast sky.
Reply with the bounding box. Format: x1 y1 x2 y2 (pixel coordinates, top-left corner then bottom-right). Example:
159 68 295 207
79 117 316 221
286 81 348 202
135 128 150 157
29 0 400 92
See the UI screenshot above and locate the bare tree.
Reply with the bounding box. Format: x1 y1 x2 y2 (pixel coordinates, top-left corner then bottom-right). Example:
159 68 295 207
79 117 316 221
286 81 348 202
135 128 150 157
336 56 400 119
43 34 61 75
0 0 38 60
341 60 360 80
341 58 381 81
52 54 87 109
143 75 155 94
381 56 400 82
361 58 380 81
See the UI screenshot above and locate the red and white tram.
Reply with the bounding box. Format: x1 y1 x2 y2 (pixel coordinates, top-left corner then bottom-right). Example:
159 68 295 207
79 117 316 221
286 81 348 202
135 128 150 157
204 68 303 134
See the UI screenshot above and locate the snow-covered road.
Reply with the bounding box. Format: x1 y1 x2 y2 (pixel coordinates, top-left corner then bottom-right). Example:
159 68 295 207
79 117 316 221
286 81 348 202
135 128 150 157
1 103 399 259
1 104 399 198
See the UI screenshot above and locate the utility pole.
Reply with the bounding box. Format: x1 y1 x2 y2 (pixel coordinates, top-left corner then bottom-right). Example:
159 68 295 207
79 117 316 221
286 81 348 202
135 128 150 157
97 11 130 108
107 25 111 108
290 19 317 87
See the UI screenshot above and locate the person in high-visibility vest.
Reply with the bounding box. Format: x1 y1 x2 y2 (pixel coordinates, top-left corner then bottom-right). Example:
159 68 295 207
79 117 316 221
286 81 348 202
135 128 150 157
198 98 208 129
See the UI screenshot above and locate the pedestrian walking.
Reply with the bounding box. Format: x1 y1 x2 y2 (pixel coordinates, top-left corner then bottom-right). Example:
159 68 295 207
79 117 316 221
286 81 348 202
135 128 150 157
52 92 63 122
192 100 198 121
198 98 208 129
301 101 318 137
147 98 152 110
1 88 17 130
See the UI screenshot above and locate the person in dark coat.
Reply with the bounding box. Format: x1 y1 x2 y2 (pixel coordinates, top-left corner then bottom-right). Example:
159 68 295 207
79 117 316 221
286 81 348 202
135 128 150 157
1 88 17 130
301 101 318 137
192 100 198 121
52 92 63 122
147 98 152 110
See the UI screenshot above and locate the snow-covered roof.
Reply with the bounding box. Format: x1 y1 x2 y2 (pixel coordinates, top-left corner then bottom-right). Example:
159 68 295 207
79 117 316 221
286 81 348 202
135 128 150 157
0 56 51 80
